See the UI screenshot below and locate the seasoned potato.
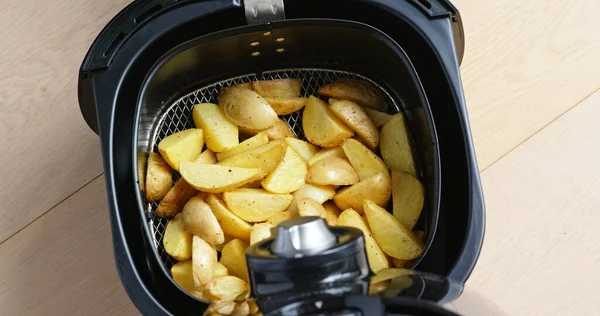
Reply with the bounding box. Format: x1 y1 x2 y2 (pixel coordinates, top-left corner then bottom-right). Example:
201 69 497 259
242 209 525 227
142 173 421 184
206 276 249 301
391 171 424 229
213 262 229 278
322 202 342 226
267 211 294 226
363 200 423 260
183 196 225 244
155 179 197 218
231 301 251 316
306 156 359 186
180 162 266 193
206 300 236 315
252 78 302 98
163 213 193 260
365 109 392 128
307 146 347 166
223 188 293 222
342 139 388 181
286 183 336 215
158 128 204 171
216 133 269 161
192 235 218 286
145 152 172 202
329 98 379 150
285 138 318 162
193 103 239 152
218 140 286 174
380 113 417 176
206 194 252 242
261 146 306 193
318 79 387 111
171 260 209 300
297 198 337 226
266 97 308 115
303 96 354 147
218 87 278 130
333 171 391 213
220 239 250 281
196 149 218 164
250 223 273 245
337 208 389 272
260 119 296 140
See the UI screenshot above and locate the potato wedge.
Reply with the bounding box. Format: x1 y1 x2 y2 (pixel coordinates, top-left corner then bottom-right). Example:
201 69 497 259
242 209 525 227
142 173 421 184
215 235 234 252
297 198 337 226
342 139 388 181
369 280 389 295
250 223 273 245
218 87 278 130
261 119 296 140
285 138 317 162
248 300 259 314
223 189 293 222
380 113 417 175
218 140 286 175
261 147 307 193
206 194 252 242
183 196 225 244
363 200 423 260
206 300 236 315
266 97 308 115
365 109 392 128
286 183 336 215
329 98 379 150
234 82 252 90
213 262 229 278
391 171 424 229
206 276 249 301
180 162 266 193
231 301 250 316
303 96 354 147
163 213 193 260
318 79 387 111
158 128 204 171
196 149 218 164
322 202 342 226
171 260 209 300
193 103 239 152
220 239 250 281
306 156 359 186
333 171 391 213
337 208 389 272
307 146 347 166
216 133 269 161
266 211 294 226
192 235 218 286
252 78 302 98
155 179 197 218
145 152 172 202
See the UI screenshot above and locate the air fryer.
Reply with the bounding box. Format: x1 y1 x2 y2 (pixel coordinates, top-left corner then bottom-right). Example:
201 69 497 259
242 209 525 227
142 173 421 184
77 0 485 315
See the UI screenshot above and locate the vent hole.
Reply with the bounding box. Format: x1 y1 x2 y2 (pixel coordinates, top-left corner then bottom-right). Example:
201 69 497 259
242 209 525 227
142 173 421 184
416 0 432 9
103 32 125 58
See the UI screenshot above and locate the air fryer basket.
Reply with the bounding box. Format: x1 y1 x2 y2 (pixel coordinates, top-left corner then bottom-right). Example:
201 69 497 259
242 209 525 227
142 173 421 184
134 19 441 300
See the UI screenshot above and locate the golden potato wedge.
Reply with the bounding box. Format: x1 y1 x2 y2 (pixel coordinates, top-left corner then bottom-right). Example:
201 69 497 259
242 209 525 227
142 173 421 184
163 213 193 260
193 103 239 152
215 235 234 252
250 223 273 245
365 109 392 128
318 79 387 111
261 147 307 194
380 113 417 175
206 276 249 301
196 149 218 164
322 202 342 226
183 196 225 244
333 171 391 213
297 198 337 226
218 87 278 130
158 128 204 171
145 152 172 202
223 189 293 222
286 183 336 215
180 162 266 193
220 239 250 281
337 208 389 272
218 140 286 175
303 96 354 147
342 139 388 181
329 98 379 150
285 138 318 162
206 194 252 242
363 200 423 260
307 146 347 166
391 171 424 229
306 156 359 186
192 235 218 286
206 300 236 315
261 119 296 140
252 78 302 98
266 97 308 115
214 262 229 278
171 260 209 300
216 133 269 161
231 301 250 316
266 211 294 226
155 179 197 218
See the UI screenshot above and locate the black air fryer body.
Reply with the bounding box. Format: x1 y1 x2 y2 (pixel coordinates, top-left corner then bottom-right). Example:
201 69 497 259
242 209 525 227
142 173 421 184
78 0 484 314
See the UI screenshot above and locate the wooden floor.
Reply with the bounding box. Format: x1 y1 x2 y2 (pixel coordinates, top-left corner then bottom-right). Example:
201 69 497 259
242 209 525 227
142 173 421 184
1 0 599 314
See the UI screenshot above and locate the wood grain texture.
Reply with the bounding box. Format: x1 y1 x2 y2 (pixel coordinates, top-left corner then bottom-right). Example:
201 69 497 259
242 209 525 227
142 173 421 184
469 89 600 315
0 176 138 315
453 0 600 170
0 0 130 243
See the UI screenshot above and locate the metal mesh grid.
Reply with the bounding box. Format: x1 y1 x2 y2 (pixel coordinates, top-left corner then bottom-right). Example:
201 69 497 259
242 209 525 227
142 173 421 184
146 68 400 270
